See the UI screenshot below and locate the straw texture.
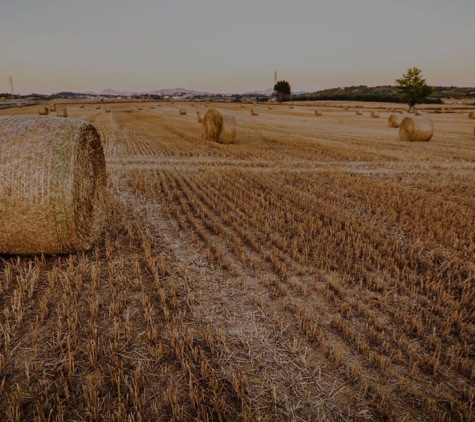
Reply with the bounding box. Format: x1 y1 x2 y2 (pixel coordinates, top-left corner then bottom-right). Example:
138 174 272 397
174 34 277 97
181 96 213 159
0 116 107 254
399 116 434 142
201 108 236 144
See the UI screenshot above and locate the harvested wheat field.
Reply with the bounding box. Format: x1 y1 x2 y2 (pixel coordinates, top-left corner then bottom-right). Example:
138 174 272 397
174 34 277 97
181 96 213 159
0 101 474 421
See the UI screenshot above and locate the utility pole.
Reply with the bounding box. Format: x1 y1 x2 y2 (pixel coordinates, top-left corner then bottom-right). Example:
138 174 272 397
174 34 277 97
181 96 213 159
274 70 277 87
9 76 14 98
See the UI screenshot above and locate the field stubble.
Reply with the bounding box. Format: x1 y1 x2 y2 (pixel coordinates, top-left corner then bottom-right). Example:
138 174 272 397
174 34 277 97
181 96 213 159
0 102 474 421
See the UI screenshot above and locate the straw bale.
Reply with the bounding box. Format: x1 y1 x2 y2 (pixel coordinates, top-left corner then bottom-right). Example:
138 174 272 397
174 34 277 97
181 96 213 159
38 107 49 116
191 103 195 106
197 112 203 123
371 111 379 118
468 112 475 119
96 105 101 109
356 110 363 116
399 116 434 142
57 108 68 118
388 113 403 128
50 104 56 112
268 106 273 110
202 108 236 144
0 116 106 254
251 109 258 116
241 104 245 108
252 102 257 106
17 104 23 109
105 108 111 113
315 110 322 116
150 105 155 109
289 105 294 109
179 109 187 115
415 111 426 116
125 107 131 113
79 104 84 109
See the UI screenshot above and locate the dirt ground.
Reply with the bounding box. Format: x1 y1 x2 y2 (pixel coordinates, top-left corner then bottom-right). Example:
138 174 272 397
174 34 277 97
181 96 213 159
0 101 474 421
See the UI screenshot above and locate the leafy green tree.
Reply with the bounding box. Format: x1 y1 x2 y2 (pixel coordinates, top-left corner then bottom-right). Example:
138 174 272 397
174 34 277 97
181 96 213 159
274 80 292 103
395 67 433 111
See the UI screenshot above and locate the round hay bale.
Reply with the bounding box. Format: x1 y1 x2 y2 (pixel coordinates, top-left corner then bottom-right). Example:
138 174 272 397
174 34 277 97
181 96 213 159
371 111 379 118
57 108 68 118
388 114 403 128
50 105 56 112
252 102 257 106
399 116 434 142
251 109 258 116
105 108 111 113
96 105 101 110
38 107 49 116
191 103 195 107
315 110 322 116
468 112 475 119
150 105 155 109
0 116 106 254
356 110 363 116
344 106 349 111
268 106 273 110
125 107 131 113
197 112 203 123
240 104 245 108
17 103 23 109
289 105 294 109
202 108 236 144
138 107 143 111
79 104 84 109
179 109 187 115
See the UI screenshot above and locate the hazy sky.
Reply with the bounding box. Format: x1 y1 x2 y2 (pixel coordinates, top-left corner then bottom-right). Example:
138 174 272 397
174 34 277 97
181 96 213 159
1 0 474 94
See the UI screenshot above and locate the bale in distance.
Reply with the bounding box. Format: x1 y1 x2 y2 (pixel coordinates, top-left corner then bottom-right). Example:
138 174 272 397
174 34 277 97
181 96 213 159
57 108 68 118
252 102 257 106
138 107 143 111
191 103 195 107
356 110 363 116
179 109 187 115
251 109 258 116
0 116 106 254
399 116 434 142
79 104 84 109
17 104 23 109
38 107 49 116
240 104 245 108
371 111 379 118
202 108 236 144
315 110 322 116
96 105 101 110
289 105 294 109
50 104 56 112
105 108 111 113
197 112 203 123
268 106 273 110
388 113 403 128
125 107 132 113
150 105 155 109
468 112 475 119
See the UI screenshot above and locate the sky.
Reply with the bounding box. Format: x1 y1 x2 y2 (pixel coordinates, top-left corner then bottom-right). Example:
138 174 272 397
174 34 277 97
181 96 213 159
0 0 474 94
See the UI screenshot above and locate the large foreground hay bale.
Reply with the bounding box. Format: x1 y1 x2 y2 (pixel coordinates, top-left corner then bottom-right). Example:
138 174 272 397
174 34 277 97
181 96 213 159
388 113 403 128
179 109 187 115
399 116 434 142
315 110 322 116
38 107 49 116
202 108 236 144
468 112 475 119
0 116 106 254
371 111 379 118
57 108 68 118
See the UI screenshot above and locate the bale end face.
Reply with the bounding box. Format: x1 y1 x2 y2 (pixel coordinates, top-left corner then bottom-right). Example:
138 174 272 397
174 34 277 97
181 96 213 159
38 107 49 116
399 116 434 142
179 109 187 115
0 116 107 255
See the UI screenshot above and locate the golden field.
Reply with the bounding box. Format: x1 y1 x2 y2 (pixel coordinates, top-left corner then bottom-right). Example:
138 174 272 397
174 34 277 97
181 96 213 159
0 101 474 421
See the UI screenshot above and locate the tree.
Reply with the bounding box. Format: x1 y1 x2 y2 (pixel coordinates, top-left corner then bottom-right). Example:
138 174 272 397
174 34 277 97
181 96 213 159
274 80 291 103
395 67 433 111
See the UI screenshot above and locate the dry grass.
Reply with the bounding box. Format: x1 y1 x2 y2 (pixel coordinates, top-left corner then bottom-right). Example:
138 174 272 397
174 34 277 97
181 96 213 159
0 101 474 421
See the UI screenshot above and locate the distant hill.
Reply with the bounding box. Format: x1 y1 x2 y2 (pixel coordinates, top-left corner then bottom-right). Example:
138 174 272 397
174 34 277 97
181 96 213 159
292 85 475 103
100 88 211 97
